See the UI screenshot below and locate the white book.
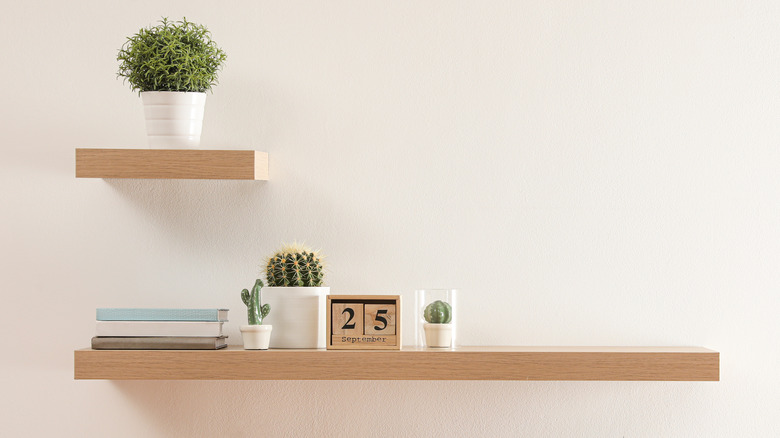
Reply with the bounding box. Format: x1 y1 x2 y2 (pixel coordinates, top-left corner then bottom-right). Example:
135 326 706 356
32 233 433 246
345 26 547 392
95 321 224 337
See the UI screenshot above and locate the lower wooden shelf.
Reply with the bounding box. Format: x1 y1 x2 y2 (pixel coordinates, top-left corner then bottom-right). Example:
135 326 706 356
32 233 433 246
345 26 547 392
74 346 719 381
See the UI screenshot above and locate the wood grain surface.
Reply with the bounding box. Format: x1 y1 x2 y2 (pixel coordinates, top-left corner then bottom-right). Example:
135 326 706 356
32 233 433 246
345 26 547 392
74 346 719 381
75 148 268 180
326 295 402 350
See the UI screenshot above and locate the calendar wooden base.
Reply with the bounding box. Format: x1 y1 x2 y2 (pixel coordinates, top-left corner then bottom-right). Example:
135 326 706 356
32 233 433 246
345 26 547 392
326 295 401 350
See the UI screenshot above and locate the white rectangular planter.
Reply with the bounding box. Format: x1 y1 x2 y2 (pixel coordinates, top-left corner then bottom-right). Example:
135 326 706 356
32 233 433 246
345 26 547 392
262 287 328 349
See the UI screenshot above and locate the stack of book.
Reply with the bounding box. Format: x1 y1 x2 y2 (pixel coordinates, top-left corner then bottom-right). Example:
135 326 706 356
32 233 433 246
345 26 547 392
92 308 229 350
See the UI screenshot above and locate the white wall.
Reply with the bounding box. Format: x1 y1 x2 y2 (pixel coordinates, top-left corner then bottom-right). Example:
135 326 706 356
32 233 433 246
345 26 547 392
2 1 778 436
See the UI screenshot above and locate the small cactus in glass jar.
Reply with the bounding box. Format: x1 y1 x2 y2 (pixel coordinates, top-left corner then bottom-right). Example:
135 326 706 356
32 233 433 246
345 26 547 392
424 300 452 324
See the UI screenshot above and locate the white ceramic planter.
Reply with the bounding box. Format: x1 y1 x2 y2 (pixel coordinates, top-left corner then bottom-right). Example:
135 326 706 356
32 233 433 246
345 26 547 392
262 287 328 349
424 323 453 348
240 324 273 350
141 91 206 148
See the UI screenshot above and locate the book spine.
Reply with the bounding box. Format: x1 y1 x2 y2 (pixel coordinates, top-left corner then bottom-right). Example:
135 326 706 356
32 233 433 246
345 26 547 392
95 321 224 337
91 337 226 350
96 308 227 322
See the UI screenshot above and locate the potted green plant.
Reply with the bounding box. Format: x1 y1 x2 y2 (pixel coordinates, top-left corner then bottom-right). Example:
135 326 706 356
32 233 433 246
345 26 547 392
423 300 453 348
261 244 329 349
117 17 227 148
240 279 272 350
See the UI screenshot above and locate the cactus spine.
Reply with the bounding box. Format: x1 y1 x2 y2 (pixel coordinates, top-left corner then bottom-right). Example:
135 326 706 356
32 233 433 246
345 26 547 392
424 300 452 324
266 244 325 287
241 278 270 325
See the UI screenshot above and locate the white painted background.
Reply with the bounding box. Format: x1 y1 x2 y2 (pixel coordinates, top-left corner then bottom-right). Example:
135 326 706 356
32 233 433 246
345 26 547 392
1 1 778 436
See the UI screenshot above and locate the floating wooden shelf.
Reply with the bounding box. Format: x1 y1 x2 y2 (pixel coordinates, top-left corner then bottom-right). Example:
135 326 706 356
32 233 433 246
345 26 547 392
75 148 268 180
74 346 718 381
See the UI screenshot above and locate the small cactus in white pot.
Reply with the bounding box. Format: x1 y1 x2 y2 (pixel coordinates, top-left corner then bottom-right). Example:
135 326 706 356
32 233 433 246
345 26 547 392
423 300 453 348
261 243 329 349
239 279 272 350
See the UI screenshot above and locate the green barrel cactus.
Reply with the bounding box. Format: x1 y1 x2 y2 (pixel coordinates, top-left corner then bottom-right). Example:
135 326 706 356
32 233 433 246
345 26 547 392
241 279 270 325
424 300 452 324
265 244 325 287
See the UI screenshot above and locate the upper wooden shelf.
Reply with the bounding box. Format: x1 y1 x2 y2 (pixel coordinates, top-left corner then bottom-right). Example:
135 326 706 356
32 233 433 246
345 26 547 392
75 148 268 180
74 346 719 381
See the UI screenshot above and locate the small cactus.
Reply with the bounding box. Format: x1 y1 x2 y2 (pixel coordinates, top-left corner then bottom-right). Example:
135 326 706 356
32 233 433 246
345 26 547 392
241 279 270 325
265 243 325 287
424 300 452 324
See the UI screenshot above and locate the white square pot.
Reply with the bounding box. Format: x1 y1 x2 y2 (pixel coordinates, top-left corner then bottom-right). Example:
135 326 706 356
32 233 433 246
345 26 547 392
262 287 328 349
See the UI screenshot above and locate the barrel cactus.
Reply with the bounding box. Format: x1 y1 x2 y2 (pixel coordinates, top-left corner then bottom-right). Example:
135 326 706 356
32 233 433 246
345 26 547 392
424 300 452 324
265 244 325 287
241 278 270 325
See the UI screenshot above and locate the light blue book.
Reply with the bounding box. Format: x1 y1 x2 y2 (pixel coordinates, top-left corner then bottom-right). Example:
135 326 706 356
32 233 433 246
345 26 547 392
96 308 228 322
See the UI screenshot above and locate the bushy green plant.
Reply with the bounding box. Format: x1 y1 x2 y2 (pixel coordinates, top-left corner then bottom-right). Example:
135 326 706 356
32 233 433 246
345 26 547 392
424 300 452 324
241 279 270 325
266 244 325 287
117 17 227 93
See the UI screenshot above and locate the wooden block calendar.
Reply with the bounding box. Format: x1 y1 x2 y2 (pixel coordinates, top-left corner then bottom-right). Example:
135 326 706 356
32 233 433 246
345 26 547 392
326 295 401 350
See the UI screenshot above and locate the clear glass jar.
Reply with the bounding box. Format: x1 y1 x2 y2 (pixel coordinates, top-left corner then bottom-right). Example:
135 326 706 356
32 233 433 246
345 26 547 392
415 289 458 348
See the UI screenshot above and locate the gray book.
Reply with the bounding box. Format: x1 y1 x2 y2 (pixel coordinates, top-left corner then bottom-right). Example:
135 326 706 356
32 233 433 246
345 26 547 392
91 336 228 350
